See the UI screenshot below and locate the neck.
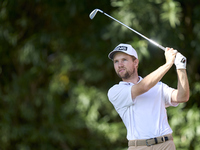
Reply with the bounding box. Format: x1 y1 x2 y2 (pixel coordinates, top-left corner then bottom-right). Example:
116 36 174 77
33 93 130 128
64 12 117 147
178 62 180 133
122 74 139 84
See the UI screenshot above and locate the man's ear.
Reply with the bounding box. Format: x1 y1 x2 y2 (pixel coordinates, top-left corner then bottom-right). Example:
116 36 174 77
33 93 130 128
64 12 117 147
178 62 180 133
134 59 139 68
134 59 139 64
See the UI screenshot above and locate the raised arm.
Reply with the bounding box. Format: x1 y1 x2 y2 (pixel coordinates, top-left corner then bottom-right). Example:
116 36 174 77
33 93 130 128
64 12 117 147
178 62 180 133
131 48 176 99
171 53 190 103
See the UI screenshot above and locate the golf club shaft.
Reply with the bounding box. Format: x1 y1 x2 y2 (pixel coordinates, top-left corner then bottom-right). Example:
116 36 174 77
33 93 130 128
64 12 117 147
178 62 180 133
90 9 166 51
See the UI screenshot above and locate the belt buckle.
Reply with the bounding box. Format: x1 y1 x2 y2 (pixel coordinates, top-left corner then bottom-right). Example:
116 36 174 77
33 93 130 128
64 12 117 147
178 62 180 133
146 138 157 146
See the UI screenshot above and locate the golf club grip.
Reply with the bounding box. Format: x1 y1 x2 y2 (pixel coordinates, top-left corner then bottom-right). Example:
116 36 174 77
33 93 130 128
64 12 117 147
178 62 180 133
157 45 166 51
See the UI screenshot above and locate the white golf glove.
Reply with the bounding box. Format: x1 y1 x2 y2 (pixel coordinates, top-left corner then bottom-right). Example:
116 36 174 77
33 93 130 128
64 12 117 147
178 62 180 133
174 52 187 69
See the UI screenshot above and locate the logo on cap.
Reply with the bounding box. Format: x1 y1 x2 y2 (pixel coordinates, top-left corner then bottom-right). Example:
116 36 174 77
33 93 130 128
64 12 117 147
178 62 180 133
115 46 128 51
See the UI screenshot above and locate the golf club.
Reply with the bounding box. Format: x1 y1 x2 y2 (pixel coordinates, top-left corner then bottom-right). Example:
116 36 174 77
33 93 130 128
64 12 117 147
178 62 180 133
89 9 166 51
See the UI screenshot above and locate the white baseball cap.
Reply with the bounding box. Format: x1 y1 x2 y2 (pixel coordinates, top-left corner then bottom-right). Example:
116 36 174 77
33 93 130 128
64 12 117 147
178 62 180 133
108 43 138 60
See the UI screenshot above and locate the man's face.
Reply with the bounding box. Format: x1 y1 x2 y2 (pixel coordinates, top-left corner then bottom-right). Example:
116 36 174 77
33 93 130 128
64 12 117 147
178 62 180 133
113 52 137 80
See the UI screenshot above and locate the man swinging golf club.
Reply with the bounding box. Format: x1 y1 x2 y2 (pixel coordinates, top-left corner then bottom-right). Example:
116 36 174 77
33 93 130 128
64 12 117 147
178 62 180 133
107 44 190 150
89 8 190 149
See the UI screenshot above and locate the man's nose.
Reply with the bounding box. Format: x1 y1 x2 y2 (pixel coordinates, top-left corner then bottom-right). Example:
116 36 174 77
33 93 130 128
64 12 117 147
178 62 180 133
118 61 124 67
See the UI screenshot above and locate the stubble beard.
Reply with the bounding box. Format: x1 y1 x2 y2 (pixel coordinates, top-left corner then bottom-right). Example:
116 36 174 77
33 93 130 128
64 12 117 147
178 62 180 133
117 68 135 80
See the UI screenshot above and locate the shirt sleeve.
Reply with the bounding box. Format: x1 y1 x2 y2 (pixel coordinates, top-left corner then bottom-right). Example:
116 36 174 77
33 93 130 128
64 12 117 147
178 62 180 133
107 84 135 110
162 83 179 107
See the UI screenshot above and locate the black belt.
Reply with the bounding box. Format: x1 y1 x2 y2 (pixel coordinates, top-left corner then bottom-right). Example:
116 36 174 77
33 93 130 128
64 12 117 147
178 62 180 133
128 134 173 147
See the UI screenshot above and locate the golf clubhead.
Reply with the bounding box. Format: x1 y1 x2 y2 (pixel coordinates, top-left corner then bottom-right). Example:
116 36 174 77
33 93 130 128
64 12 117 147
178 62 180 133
89 9 103 19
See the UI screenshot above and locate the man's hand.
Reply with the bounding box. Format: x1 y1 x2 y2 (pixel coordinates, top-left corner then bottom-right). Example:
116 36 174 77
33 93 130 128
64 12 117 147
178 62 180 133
174 52 187 69
165 47 177 66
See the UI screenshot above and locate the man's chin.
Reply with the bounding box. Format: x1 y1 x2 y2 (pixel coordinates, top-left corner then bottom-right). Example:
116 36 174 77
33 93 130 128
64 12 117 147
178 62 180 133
117 73 130 79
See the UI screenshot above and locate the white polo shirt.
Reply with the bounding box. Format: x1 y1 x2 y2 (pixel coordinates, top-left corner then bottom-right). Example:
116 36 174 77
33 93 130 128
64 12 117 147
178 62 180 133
107 76 178 140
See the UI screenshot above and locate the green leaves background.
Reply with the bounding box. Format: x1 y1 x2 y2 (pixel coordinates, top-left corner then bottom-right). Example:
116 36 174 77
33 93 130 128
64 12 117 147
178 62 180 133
0 0 200 149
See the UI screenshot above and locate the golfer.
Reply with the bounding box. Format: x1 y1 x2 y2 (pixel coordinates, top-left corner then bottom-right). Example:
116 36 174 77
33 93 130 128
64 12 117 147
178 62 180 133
107 43 190 150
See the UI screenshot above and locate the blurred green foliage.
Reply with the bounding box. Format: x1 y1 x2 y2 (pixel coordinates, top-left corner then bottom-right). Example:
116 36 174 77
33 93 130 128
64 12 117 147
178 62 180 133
0 0 199 150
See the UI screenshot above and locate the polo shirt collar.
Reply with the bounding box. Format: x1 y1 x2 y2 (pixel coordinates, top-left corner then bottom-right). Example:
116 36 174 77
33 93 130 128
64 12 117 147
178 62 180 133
119 76 143 85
